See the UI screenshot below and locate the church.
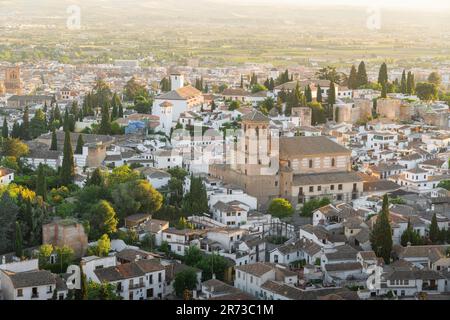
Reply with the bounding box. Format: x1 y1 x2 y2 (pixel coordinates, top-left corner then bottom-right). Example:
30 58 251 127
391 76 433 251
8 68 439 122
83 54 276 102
152 74 204 135
209 110 363 210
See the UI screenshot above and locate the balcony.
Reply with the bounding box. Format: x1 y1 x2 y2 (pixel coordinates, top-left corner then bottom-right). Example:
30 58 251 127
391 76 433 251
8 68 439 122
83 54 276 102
129 283 146 290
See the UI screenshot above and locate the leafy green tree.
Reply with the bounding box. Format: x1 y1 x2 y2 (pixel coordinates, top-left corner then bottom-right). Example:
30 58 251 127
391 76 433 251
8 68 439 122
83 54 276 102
97 234 111 257
370 194 393 264
415 82 438 101
316 66 342 84
112 179 163 220
2 117 8 138
437 180 450 191
89 200 118 238
268 198 294 219
184 246 203 267
427 72 441 87
251 83 267 93
300 197 330 217
30 109 48 139
1 138 29 158
86 168 105 187
38 244 53 268
50 129 58 151
86 281 121 300
75 134 84 155
227 100 241 111
400 219 423 246
60 130 75 186
196 253 229 281
174 268 199 297
133 95 153 114
182 175 209 215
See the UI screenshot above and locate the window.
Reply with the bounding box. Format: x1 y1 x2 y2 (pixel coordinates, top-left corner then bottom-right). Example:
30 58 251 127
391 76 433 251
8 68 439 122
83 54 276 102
158 273 162 282
309 159 313 168
331 158 336 167
338 184 343 191
318 186 322 192
309 186 314 192
330 185 335 191
17 289 23 297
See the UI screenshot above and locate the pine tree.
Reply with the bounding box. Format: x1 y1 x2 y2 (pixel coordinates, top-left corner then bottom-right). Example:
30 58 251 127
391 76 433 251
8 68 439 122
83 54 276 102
36 164 47 201
316 85 323 103
60 130 75 186
378 62 388 85
50 129 58 151
2 117 8 138
21 106 31 140
357 61 368 87
429 213 439 244
15 222 23 258
400 70 407 94
370 194 393 264
348 65 358 89
75 134 84 155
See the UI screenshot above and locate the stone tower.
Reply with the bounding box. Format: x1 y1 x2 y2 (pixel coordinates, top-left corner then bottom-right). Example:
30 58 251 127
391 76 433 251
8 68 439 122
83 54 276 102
4 66 22 95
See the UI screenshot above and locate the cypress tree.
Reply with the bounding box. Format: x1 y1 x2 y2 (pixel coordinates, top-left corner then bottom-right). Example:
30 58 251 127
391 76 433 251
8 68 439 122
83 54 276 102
2 117 8 138
36 164 47 201
75 134 84 155
348 65 358 89
11 121 21 139
63 108 70 132
305 85 312 102
111 93 118 120
328 82 336 118
370 194 393 264
118 102 124 118
50 129 58 151
400 70 407 94
21 106 31 141
86 168 104 187
381 82 387 98
316 85 323 103
15 222 23 258
98 103 111 135
429 213 439 244
54 104 62 123
357 61 368 87
378 62 388 85
60 130 75 186
80 265 88 300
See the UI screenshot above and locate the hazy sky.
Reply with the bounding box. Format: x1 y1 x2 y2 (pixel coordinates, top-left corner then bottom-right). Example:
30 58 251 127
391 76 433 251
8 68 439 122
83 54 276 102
210 0 450 10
